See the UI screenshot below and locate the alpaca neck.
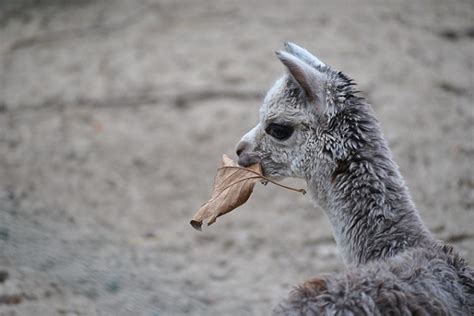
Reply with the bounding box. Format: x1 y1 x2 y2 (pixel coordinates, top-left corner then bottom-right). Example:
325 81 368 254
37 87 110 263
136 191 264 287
308 114 434 266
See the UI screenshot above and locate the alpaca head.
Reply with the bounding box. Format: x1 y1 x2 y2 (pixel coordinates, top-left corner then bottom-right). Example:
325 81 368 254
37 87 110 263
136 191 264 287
236 42 358 181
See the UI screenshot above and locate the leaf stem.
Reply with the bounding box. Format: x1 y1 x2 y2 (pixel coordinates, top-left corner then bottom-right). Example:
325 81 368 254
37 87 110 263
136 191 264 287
218 166 306 195
205 175 262 205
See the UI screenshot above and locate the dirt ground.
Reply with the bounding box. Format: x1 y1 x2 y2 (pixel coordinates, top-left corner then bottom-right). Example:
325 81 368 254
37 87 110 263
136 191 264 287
0 0 473 315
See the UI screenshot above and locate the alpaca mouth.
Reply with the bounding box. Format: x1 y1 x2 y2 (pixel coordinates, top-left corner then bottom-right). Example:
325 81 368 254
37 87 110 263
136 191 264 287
237 154 287 181
259 164 286 182
237 153 261 168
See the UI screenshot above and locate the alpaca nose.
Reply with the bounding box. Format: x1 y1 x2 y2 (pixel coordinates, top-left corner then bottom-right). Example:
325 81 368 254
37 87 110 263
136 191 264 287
235 140 260 167
235 141 251 157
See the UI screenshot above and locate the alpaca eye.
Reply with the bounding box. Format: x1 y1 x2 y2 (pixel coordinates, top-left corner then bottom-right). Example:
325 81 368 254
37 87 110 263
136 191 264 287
265 123 294 140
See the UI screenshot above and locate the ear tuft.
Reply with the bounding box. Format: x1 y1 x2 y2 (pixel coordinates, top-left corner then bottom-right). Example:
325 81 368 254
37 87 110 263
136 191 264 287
284 42 326 68
275 50 324 102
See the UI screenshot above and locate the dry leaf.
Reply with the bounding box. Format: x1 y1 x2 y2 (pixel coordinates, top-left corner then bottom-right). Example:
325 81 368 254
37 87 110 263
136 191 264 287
190 154 305 231
190 154 261 230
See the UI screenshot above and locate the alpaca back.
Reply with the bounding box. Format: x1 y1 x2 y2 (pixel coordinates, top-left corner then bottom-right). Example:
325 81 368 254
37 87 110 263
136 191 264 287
274 244 474 315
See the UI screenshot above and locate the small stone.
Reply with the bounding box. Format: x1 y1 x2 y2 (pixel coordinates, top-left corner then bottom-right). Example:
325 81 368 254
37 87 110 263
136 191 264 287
0 228 9 241
105 280 120 294
0 271 8 283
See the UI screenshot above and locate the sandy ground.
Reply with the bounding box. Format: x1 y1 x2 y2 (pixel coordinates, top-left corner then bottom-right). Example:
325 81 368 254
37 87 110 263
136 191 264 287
0 0 473 315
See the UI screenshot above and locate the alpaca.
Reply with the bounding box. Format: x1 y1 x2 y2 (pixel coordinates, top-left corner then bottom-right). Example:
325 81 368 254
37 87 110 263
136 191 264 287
235 42 473 315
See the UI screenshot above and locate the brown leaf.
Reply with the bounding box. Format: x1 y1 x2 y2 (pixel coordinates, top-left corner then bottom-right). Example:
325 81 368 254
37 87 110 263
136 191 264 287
190 154 306 231
190 154 262 230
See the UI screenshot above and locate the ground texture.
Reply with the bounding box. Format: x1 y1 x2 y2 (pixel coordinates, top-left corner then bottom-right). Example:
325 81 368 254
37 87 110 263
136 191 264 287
0 0 473 315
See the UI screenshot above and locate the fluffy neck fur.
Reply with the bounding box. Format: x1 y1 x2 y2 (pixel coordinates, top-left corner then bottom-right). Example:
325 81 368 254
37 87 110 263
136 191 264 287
307 95 435 266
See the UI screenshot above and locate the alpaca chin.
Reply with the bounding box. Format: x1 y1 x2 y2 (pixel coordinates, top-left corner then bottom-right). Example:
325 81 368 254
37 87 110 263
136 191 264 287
260 167 287 182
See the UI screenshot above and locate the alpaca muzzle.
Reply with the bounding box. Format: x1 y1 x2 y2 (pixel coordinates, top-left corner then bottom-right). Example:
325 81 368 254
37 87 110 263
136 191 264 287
235 140 261 167
237 152 261 167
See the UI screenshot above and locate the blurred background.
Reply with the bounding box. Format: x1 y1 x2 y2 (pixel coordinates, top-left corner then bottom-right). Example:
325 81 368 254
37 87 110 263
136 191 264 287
0 0 472 315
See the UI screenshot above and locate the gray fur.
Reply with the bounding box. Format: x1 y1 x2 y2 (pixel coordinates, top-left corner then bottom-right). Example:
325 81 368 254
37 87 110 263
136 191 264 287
235 43 474 315
284 41 326 68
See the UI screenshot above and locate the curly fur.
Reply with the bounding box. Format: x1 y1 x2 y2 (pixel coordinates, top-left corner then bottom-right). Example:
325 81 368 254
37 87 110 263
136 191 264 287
275 245 474 315
235 42 473 315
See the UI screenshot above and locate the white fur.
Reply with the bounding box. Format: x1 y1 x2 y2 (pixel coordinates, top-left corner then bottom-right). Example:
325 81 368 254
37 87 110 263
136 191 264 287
239 124 260 146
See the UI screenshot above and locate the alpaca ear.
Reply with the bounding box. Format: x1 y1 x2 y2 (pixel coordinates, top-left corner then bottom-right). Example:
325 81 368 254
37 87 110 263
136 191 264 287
275 50 325 102
284 42 326 68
